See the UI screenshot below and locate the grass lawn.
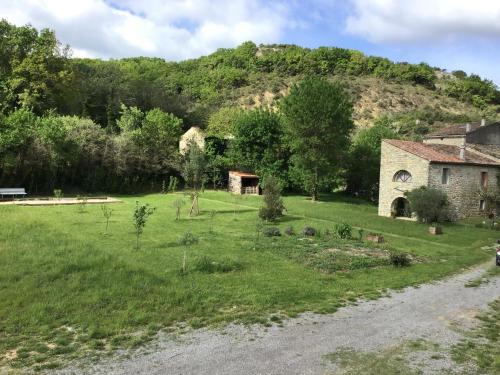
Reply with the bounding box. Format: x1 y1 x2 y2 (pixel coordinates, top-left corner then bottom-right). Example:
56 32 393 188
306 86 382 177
0 191 497 371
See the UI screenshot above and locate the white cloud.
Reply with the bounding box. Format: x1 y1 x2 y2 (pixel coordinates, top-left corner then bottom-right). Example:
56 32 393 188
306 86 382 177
346 0 500 43
0 0 291 60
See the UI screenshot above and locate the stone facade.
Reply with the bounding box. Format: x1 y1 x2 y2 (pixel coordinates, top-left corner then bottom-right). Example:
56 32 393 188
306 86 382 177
423 137 465 146
228 171 260 195
428 163 499 219
378 141 430 217
228 172 243 194
179 127 206 155
379 138 500 220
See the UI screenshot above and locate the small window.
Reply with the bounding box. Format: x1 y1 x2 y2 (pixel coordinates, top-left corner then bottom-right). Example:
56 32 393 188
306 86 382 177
393 170 412 183
442 168 450 185
481 172 488 188
480 200 486 211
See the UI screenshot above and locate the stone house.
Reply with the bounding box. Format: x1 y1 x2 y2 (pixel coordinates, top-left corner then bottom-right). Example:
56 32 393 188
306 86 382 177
228 171 261 195
179 126 206 155
378 121 500 220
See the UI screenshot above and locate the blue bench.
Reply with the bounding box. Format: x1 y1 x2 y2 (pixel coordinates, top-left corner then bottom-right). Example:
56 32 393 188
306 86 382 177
0 188 27 199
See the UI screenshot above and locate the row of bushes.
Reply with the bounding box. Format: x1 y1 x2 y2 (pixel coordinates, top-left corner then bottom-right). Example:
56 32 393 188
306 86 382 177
262 223 411 267
262 222 354 239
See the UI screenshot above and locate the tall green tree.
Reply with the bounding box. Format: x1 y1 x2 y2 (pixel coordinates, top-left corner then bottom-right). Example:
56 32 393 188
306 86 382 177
280 77 354 200
206 106 242 138
345 117 399 200
0 20 70 114
230 108 289 184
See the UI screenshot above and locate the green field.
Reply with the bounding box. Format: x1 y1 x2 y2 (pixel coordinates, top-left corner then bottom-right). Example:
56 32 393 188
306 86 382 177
0 191 496 371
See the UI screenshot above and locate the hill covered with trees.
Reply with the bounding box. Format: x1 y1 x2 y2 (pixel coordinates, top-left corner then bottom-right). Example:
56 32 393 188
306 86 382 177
1 19 499 195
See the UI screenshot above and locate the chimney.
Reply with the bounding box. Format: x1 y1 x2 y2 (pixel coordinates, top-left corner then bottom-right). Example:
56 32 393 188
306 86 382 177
481 118 486 126
459 144 466 160
465 123 471 132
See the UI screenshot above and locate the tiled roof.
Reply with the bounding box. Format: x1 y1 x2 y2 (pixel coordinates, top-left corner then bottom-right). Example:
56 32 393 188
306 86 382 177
468 143 500 161
426 121 500 137
229 171 259 178
426 123 481 137
384 139 499 166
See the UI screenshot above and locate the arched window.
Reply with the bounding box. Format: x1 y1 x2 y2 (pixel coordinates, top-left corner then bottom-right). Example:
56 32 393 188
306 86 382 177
393 170 412 183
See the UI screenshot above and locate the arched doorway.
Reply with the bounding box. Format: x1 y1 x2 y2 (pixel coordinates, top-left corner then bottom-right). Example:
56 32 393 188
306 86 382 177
391 197 411 218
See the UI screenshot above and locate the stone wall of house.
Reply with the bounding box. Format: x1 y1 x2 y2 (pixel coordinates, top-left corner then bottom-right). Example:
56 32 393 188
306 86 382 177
466 123 500 145
378 141 430 217
228 172 242 194
179 127 206 155
428 163 500 219
423 137 465 146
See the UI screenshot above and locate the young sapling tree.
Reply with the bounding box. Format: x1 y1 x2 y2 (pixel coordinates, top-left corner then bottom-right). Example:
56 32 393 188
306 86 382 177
168 176 179 193
133 202 155 250
53 189 63 201
173 198 185 220
209 210 217 234
182 142 206 216
101 204 113 234
76 195 88 213
178 230 199 274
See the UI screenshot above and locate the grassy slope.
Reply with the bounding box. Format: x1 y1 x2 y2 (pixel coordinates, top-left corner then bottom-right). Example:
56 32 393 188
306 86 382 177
0 192 496 370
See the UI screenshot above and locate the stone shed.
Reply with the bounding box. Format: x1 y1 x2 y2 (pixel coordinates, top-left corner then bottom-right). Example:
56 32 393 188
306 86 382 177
228 171 261 195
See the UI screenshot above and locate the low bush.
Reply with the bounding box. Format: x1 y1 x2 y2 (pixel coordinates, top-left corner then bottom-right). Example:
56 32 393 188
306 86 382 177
263 227 281 237
334 222 352 239
389 252 411 267
302 226 317 236
405 187 450 223
193 256 243 273
285 226 295 236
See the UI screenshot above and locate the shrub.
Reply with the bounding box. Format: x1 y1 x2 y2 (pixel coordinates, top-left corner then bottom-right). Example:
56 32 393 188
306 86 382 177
390 252 411 267
263 227 281 237
405 187 450 223
285 226 295 236
334 222 352 239
302 226 316 236
179 231 199 246
358 228 364 240
259 176 285 221
193 255 243 273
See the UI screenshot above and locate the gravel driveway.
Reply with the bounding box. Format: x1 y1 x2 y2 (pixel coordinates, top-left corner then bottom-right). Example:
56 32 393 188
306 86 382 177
58 263 500 375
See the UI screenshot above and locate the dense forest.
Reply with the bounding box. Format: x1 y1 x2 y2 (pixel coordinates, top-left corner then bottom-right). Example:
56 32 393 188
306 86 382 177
1 19 499 196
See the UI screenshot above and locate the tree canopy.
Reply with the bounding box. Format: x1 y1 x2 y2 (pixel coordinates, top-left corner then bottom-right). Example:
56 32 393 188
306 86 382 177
281 77 354 200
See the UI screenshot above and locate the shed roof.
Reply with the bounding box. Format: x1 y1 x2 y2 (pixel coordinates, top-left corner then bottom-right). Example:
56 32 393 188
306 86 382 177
384 139 499 166
229 171 259 178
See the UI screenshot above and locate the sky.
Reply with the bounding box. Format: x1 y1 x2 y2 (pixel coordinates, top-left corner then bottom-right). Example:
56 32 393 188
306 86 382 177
1 0 500 84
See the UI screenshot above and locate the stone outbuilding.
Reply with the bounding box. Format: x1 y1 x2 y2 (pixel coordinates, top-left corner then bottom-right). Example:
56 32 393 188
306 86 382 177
179 126 206 155
228 171 261 195
378 121 500 220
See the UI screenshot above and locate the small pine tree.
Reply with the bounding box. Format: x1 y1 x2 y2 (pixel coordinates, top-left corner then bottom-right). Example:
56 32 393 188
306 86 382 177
258 176 285 221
